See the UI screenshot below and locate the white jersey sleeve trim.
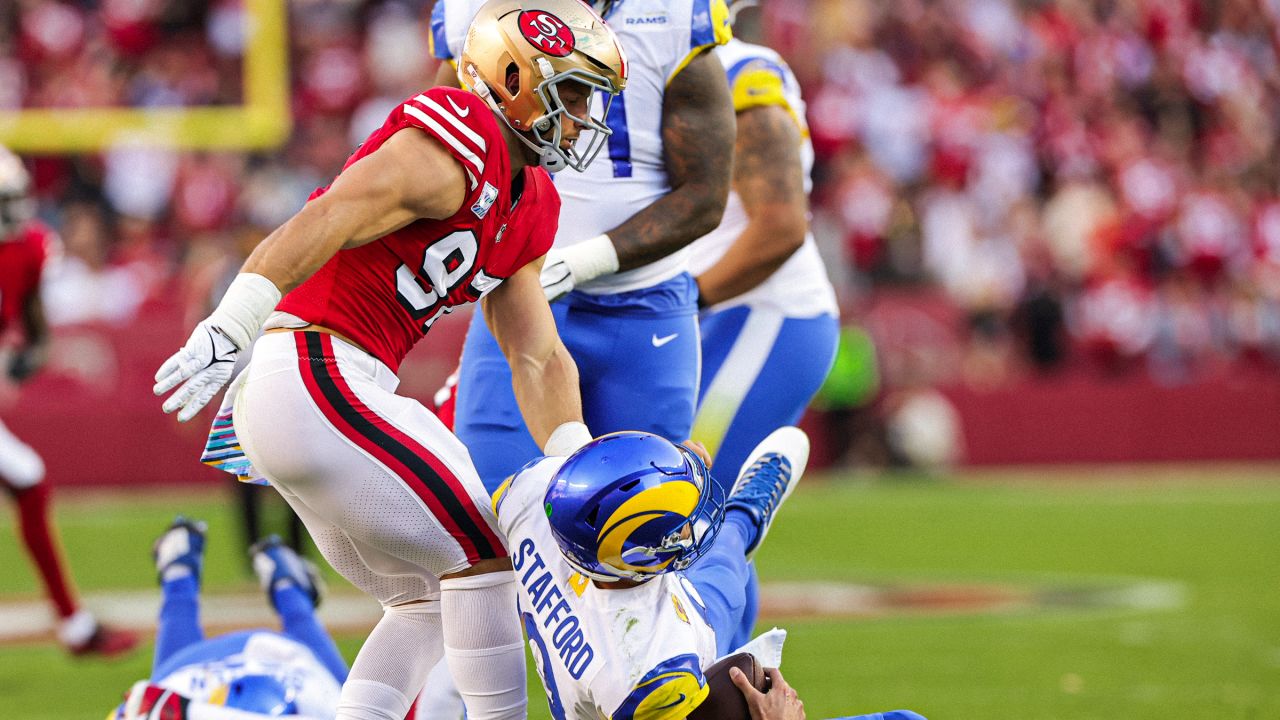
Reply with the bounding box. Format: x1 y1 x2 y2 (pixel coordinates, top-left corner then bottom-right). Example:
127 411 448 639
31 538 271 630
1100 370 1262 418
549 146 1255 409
402 104 484 191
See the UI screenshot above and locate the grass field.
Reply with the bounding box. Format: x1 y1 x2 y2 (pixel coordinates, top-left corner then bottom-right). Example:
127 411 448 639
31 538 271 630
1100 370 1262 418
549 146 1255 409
2 466 1279 719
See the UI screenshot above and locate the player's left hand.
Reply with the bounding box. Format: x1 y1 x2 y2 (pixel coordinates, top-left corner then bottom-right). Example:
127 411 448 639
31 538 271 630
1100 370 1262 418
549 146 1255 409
733 667 804 720
153 319 241 422
8 345 47 382
121 680 191 719
539 248 575 302
683 440 712 467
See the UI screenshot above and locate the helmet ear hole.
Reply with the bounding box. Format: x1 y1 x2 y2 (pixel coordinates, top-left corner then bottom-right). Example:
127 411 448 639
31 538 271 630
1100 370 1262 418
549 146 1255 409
618 478 640 492
585 505 600 528
504 62 521 97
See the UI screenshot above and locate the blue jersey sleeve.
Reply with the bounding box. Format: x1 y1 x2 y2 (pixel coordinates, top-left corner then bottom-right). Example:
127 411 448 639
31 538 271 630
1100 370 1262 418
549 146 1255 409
430 0 452 59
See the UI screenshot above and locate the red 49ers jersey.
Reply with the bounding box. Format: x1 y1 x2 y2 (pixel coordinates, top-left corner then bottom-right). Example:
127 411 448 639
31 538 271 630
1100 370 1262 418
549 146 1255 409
0 221 54 337
277 87 560 372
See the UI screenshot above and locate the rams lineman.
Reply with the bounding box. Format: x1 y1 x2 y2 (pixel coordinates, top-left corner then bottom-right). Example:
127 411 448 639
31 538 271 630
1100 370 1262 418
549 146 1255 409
432 0 738 490
688 2 839 651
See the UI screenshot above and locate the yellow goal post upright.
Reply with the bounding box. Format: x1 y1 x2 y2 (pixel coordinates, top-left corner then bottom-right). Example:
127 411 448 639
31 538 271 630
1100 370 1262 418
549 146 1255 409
0 0 290 152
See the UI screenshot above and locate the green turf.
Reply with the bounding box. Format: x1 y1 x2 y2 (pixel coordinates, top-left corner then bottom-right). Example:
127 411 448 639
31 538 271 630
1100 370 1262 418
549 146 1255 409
2 468 1279 719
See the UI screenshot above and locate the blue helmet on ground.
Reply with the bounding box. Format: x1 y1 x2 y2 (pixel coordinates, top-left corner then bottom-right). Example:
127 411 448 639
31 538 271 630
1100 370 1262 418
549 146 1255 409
544 431 724 582
218 674 298 715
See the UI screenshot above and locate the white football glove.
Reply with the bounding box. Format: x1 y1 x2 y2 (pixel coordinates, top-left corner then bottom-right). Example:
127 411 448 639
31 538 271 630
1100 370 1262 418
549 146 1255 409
153 273 281 423
539 248 576 303
538 234 620 303
153 320 242 422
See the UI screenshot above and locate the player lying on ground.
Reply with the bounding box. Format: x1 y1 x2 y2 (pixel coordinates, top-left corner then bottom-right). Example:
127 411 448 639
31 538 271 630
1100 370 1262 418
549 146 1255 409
0 145 136 657
686 0 841 652
460 426 925 720
153 2 626 718
111 519 346 719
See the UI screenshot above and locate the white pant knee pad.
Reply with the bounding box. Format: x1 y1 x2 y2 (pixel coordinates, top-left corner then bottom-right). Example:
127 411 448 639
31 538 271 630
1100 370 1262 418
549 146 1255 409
336 679 412 720
439 571 526 720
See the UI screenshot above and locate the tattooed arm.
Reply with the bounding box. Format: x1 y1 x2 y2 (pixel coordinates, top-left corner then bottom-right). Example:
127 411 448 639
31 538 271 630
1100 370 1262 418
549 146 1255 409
694 103 807 306
609 50 736 271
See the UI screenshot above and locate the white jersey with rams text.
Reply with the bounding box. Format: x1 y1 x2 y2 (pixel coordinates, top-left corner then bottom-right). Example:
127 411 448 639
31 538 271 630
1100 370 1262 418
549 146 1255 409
433 0 733 294
685 39 838 318
493 457 718 720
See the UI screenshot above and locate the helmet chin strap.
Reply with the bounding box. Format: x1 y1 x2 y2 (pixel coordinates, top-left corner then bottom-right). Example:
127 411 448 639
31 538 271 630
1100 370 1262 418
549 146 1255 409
539 146 567 173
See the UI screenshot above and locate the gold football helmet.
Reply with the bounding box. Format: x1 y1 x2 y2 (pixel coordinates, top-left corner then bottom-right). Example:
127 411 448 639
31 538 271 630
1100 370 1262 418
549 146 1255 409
458 0 628 173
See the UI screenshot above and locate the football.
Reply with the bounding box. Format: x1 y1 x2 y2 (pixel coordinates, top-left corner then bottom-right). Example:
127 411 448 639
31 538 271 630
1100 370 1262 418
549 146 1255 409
688 653 771 720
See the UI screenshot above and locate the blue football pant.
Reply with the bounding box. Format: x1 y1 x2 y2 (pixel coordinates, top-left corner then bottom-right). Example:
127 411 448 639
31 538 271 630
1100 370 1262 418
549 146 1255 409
456 274 701 493
153 576 348 683
693 307 839 651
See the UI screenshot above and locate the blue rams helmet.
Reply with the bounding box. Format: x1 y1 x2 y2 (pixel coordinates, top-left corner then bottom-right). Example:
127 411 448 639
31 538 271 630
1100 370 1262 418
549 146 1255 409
544 432 725 582
214 674 298 715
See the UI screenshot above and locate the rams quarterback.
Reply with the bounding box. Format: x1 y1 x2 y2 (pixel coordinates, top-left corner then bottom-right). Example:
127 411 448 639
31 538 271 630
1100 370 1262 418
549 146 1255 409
688 1 840 652
432 0 738 492
156 2 626 719
485 427 924 720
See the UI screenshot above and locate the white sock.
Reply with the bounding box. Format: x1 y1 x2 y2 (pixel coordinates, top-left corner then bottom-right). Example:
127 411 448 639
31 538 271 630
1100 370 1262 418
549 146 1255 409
57 609 96 648
336 600 443 720
440 572 527 720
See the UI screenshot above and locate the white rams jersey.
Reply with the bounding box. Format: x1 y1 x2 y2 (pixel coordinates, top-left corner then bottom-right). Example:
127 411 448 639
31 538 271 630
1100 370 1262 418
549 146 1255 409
433 0 733 294
685 39 838 318
493 457 719 720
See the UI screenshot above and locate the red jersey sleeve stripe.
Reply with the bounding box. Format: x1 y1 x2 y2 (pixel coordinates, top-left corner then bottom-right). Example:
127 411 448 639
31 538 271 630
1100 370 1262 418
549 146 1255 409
403 103 485 190
412 94 488 153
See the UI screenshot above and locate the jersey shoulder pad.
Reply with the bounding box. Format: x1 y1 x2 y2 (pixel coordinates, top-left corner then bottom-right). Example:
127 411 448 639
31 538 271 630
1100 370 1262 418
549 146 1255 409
430 0 485 60
687 0 733 52
494 456 562 528
666 0 733 84
612 654 709 720
723 48 792 114
400 88 499 193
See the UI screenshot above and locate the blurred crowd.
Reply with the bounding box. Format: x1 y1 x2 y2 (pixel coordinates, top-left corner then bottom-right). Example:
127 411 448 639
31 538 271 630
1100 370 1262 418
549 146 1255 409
774 0 1280 386
6 0 1280 390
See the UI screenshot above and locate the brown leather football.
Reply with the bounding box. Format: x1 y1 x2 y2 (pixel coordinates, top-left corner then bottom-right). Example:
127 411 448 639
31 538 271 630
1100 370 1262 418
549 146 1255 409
688 653 770 720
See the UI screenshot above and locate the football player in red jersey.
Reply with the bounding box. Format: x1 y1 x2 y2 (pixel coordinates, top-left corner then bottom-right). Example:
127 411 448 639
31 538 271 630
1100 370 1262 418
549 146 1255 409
154 2 626 719
0 147 138 657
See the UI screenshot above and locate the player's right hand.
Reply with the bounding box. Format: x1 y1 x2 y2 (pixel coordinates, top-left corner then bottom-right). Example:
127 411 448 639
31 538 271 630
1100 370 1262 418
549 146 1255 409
539 248 576 302
153 319 241 422
732 667 805 720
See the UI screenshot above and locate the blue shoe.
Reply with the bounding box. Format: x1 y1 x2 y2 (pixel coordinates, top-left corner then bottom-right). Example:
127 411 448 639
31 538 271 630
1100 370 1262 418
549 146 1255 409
153 517 207 584
250 536 323 610
725 427 810 559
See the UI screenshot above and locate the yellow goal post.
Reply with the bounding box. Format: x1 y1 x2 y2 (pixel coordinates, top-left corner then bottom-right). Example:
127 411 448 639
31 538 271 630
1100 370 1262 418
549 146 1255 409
0 0 290 152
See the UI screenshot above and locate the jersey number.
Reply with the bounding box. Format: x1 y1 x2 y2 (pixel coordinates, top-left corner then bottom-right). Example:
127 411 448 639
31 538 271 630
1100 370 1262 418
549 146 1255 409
394 230 479 330
600 88 632 178
523 612 568 720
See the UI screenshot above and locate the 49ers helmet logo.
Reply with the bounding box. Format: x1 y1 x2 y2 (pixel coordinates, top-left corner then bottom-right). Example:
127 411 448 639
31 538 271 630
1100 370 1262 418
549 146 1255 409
517 10 576 57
